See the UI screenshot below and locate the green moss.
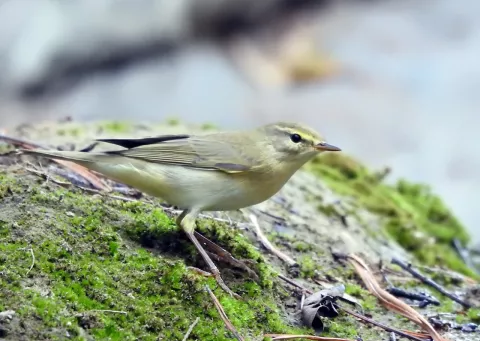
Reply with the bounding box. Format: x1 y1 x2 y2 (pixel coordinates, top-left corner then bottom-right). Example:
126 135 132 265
165 117 180 126
345 283 363 297
0 171 307 340
201 123 218 131
344 283 377 311
100 121 132 133
56 127 81 137
0 143 14 154
292 241 312 252
467 308 480 323
308 153 476 277
298 255 316 278
323 317 359 339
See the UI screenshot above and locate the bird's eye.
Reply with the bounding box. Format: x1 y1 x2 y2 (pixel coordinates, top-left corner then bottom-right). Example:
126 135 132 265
290 133 302 143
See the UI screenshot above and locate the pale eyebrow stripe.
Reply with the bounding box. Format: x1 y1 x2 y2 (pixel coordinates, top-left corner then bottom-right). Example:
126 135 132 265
275 127 315 142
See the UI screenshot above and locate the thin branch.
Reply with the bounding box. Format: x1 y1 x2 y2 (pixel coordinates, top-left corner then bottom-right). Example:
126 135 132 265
385 287 440 307
300 291 306 310
392 258 472 309
339 307 427 341
278 274 313 294
249 214 297 266
205 285 244 341
182 317 200 341
89 309 127 315
265 334 355 340
26 248 35 275
18 247 35 275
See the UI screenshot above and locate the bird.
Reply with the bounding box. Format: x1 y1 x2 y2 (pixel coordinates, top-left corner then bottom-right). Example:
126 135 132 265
20 122 341 297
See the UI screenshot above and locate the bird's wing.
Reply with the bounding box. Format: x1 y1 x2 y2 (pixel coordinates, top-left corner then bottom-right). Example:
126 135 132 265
98 134 257 173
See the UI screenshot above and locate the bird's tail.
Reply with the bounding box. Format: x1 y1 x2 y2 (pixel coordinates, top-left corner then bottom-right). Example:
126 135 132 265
20 149 107 164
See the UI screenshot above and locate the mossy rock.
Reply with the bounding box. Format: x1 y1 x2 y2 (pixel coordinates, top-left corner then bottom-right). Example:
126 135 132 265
308 153 476 278
0 120 478 341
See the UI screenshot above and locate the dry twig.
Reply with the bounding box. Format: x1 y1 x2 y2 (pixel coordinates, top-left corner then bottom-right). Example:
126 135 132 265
205 285 244 341
278 274 312 294
339 307 428 341
249 214 297 266
265 334 355 340
182 317 200 341
26 248 35 275
18 247 36 275
88 309 127 315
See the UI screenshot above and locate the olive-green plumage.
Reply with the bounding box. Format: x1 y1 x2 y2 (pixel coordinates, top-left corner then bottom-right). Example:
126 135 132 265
21 121 340 297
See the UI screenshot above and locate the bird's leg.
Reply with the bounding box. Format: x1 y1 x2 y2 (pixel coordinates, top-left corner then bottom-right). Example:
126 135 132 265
177 209 240 298
194 232 259 281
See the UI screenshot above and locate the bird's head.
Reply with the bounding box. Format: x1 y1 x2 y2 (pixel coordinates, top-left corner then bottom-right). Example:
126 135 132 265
260 121 341 165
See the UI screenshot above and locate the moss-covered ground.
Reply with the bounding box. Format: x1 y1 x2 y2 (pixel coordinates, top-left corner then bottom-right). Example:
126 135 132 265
0 170 313 340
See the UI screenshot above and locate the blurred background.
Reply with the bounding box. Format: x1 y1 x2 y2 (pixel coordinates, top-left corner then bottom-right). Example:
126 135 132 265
0 0 478 242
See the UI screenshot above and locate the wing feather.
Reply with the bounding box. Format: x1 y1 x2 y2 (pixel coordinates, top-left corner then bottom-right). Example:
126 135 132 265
103 134 256 173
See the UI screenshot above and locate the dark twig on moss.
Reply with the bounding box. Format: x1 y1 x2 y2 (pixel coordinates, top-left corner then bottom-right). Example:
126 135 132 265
338 307 426 341
381 269 440 307
386 287 440 308
249 214 297 267
278 274 313 294
182 317 200 341
254 209 286 222
391 258 472 309
205 285 245 341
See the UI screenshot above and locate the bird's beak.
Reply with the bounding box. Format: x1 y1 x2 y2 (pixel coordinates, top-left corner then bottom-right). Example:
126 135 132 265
315 142 341 152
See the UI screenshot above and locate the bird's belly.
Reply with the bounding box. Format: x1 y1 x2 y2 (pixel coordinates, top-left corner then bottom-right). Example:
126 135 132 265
158 170 275 211
89 162 280 211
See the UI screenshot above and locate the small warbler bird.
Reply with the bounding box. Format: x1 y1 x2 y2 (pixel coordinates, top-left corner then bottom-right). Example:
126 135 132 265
21 122 340 296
